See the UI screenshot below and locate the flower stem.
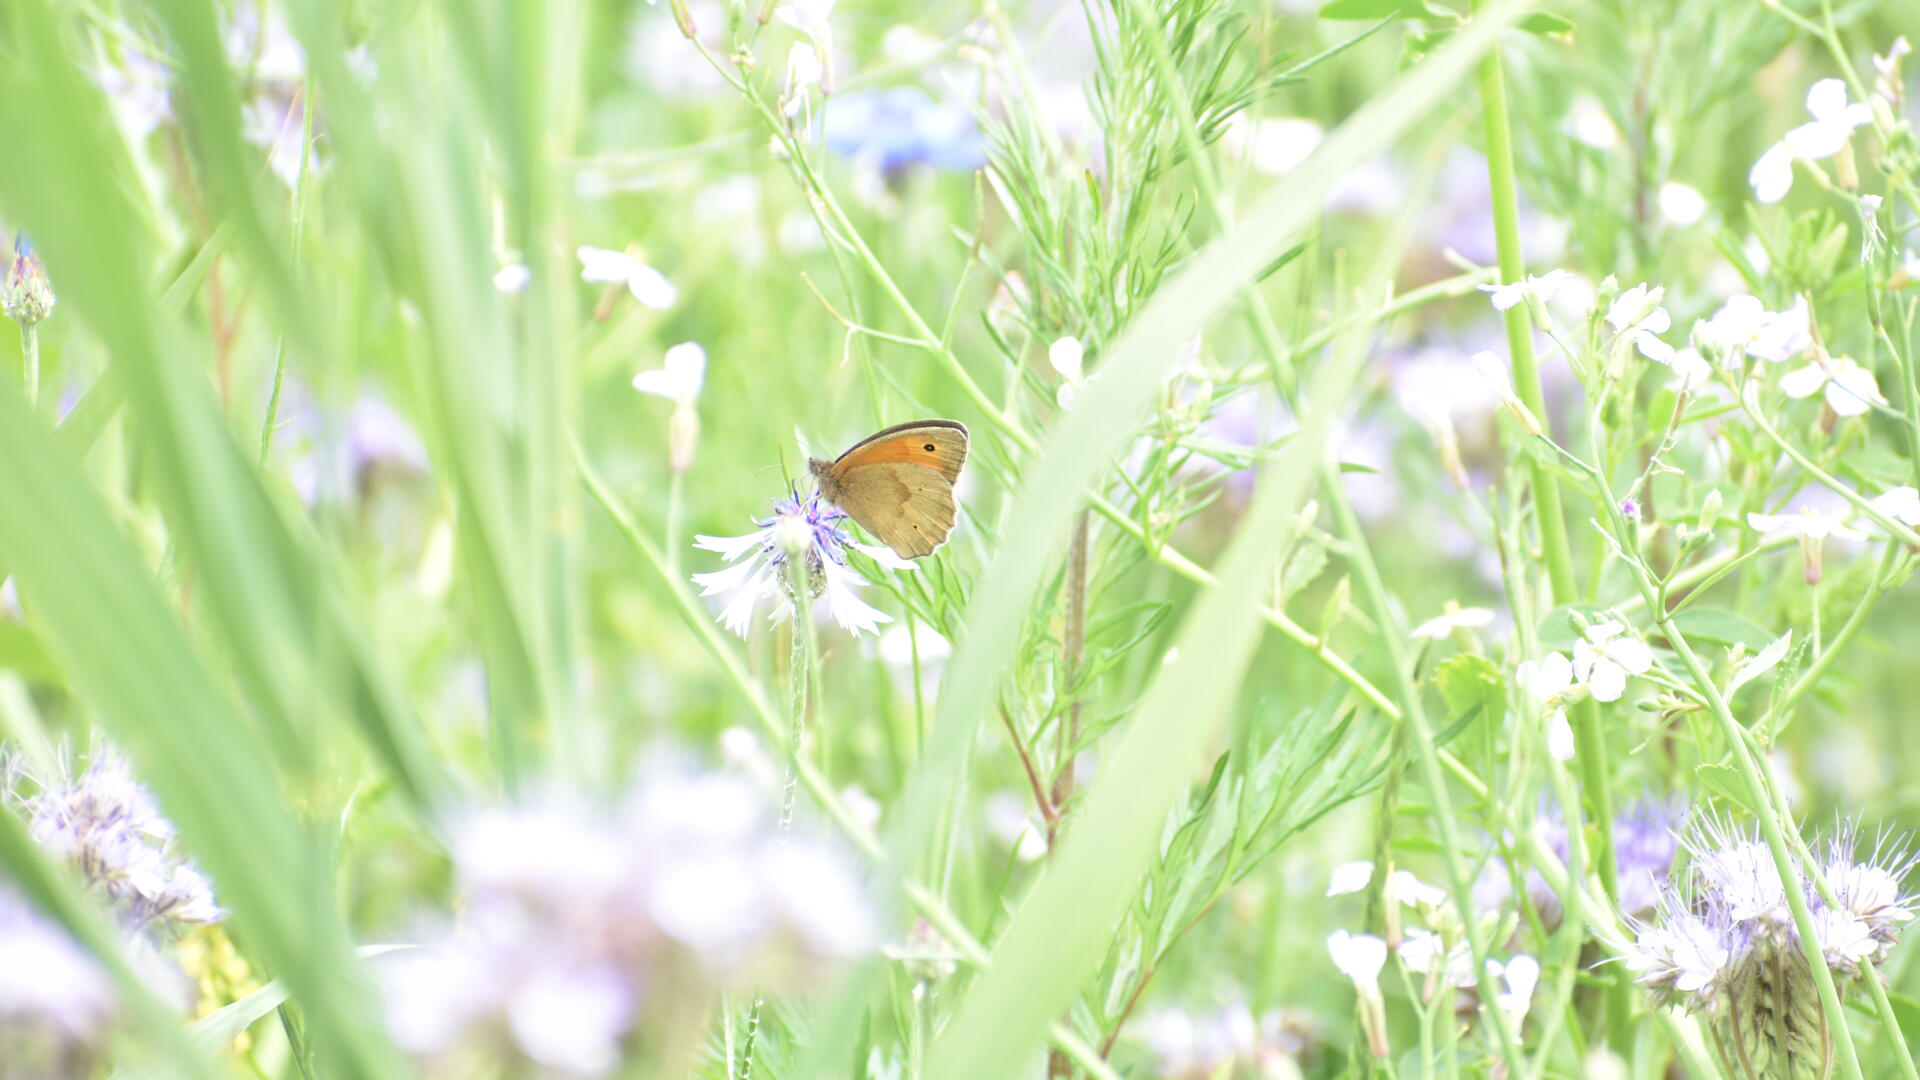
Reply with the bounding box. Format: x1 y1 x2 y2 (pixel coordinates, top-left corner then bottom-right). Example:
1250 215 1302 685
21 324 38 410
1580 443 1868 1080
739 556 814 1080
1475 17 1626 1040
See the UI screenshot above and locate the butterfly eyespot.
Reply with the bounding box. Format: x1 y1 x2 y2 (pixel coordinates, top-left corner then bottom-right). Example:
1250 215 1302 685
922 443 935 451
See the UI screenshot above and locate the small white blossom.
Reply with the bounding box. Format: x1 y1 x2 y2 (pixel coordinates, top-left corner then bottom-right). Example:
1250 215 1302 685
632 342 707 405
1478 269 1570 312
775 0 836 93
1409 606 1495 640
1746 505 1866 542
1657 182 1708 227
1485 954 1539 1040
1386 869 1448 909
1470 351 1543 436
1868 486 1920 527
1326 861 1374 898
1606 283 1673 361
1398 927 1474 987
1572 621 1652 703
1050 336 1088 408
1778 354 1886 417
1326 930 1387 996
577 246 678 309
1750 79 1873 204
493 263 531 293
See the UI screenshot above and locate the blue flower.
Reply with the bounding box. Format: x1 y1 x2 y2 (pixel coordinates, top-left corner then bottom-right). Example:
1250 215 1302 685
692 490 912 637
821 88 986 173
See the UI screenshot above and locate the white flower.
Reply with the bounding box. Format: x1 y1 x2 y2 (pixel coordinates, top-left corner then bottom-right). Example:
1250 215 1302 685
632 342 707 405
1326 860 1374 898
781 43 823 117
1478 269 1570 312
1778 354 1886 417
577 245 678 309
1398 927 1474 987
1658 182 1708 227
1326 930 1387 996
1659 347 1712 390
1746 505 1866 542
1518 652 1578 760
1386 869 1448 909
1874 38 1911 104
493 263 531 293
1606 283 1673 361
1868 486 1920 527
1572 621 1652 703
1697 293 1814 362
1410 606 1495 640
1750 79 1873 205
1485 954 1539 1040
1050 336 1089 408
1812 907 1880 974
1221 115 1324 176
775 0 836 93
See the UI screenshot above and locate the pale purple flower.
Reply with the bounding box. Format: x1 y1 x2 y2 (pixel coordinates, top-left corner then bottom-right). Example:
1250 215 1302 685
382 760 874 1075
20 751 224 931
0 888 118 1076
693 491 911 637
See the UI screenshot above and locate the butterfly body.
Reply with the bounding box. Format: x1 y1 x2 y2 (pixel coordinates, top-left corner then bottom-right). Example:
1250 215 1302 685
809 419 968 559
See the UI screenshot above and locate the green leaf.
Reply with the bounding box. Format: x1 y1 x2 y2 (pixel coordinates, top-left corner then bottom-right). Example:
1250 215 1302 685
1435 654 1505 728
1517 11 1574 34
1694 763 1758 816
1319 0 1453 19
1536 604 1602 651
1885 993 1920 1052
1670 607 1775 650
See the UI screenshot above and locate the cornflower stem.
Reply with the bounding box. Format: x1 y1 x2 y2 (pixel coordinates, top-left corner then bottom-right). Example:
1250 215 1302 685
739 555 815 1080
572 440 1120 1079
21 324 38 409
1572 426 1868 1080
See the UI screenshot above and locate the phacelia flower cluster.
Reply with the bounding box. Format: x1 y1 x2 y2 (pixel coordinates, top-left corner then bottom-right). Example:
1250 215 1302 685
1621 817 1916 1079
15 751 224 933
381 758 875 1076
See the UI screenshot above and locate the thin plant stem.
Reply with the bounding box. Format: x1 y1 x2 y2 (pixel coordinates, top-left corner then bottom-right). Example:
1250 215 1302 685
258 72 314 465
739 555 815 1080
21 324 38 409
1576 431 1868 1080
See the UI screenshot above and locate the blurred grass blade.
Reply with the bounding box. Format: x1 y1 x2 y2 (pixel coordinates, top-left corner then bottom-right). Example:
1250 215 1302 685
880 0 1535 920
0 0 444 809
0 370 405 1077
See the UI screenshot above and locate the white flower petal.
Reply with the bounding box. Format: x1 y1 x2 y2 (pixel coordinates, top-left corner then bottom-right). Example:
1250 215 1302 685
1326 861 1374 897
1749 143 1795 205
1778 363 1828 400
1546 710 1575 761
1049 336 1085 382
1588 661 1627 703
577 245 634 283
626 264 679 309
1609 637 1654 675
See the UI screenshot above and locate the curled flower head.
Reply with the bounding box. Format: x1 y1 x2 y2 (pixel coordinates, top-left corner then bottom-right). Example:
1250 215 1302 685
692 490 911 637
19 750 223 932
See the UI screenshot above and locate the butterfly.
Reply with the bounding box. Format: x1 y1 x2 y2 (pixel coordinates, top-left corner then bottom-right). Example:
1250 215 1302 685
809 419 969 559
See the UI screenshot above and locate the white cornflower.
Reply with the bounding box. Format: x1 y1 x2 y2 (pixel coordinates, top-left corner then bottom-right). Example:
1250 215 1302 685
1778 353 1886 417
1868 486 1920 527
1572 621 1652 703
576 245 678 309
1750 79 1873 205
1409 606 1495 640
1050 336 1089 408
692 491 912 637
1478 269 1570 312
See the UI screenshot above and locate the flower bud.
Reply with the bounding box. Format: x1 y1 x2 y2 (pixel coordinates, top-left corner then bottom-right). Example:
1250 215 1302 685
4 235 55 328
